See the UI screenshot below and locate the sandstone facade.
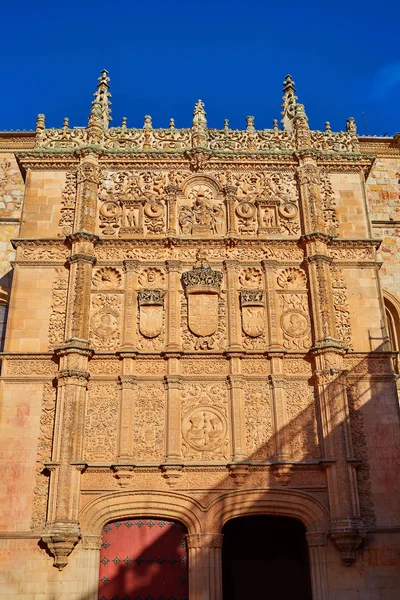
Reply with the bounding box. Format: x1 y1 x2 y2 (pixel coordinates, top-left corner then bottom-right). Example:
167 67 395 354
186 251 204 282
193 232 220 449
0 72 399 599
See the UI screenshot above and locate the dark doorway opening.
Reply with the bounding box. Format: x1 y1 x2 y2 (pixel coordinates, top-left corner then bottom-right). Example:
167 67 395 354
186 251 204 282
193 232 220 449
222 515 312 600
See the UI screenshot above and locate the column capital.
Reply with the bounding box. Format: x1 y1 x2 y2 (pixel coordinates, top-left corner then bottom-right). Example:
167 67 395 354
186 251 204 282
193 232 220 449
186 533 223 549
166 260 181 273
123 259 140 273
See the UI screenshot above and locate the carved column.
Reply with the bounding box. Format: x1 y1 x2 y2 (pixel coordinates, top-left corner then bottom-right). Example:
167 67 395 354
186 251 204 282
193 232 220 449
314 356 365 564
122 259 139 349
187 533 223 600
228 374 247 461
306 532 329 600
262 260 281 349
43 365 90 569
224 260 242 350
117 376 136 460
296 151 325 235
269 356 292 467
166 260 181 351
73 152 100 233
224 186 238 236
165 184 178 236
64 232 98 343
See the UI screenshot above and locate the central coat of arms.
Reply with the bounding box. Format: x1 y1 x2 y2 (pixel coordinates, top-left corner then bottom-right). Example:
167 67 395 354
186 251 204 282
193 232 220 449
181 260 223 338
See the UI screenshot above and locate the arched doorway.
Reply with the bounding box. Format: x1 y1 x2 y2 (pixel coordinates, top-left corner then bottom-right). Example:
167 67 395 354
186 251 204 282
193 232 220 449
98 518 188 600
222 516 312 600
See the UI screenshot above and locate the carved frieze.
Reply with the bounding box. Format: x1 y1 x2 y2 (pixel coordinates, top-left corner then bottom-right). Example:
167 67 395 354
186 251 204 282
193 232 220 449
331 268 352 348
286 382 320 461
244 382 274 460
48 268 69 349
58 170 76 236
85 383 118 461
134 382 165 461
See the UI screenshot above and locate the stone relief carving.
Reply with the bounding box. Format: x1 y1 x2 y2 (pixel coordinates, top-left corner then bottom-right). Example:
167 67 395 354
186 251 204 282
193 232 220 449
134 382 165 461
240 290 266 349
179 182 225 235
48 268 69 349
331 268 352 348
90 293 122 350
85 383 118 461
244 382 274 460
277 267 307 290
92 267 122 289
137 289 166 339
31 382 56 530
346 382 376 527
238 267 263 289
278 293 311 350
320 172 339 235
286 382 320 460
181 383 229 460
181 263 223 338
58 170 76 236
137 267 165 289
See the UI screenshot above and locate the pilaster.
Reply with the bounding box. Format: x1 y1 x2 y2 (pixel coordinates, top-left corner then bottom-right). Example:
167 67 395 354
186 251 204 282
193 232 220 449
262 260 281 349
165 184 179 236
166 260 182 351
164 374 182 464
269 355 292 465
228 374 247 461
121 259 140 349
223 260 242 350
73 152 100 233
224 186 238 237
186 533 223 600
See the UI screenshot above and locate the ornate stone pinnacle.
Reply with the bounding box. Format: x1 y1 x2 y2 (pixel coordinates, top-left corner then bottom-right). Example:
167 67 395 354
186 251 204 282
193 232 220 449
88 69 112 134
36 113 45 133
192 99 208 147
346 117 357 134
281 73 298 131
246 116 255 132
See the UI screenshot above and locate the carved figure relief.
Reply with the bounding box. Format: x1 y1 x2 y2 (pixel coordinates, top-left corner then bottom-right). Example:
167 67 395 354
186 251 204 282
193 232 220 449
278 293 311 350
98 171 167 236
138 268 165 289
92 267 122 289
90 294 121 350
137 290 166 338
179 183 225 235
181 383 229 460
48 268 69 349
238 267 263 289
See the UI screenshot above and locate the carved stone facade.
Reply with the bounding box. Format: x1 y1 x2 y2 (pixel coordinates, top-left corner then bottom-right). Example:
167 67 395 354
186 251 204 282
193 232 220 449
0 72 399 599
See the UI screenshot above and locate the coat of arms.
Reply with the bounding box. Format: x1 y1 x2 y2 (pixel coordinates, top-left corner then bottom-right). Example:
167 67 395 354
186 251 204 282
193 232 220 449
137 289 166 338
240 290 265 337
181 261 223 338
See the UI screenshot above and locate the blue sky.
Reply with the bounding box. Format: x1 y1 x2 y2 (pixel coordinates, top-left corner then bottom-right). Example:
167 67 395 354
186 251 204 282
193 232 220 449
2 0 399 135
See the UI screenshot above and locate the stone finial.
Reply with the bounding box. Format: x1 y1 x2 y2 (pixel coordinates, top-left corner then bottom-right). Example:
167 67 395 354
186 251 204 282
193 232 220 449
191 99 208 147
294 103 312 149
121 117 127 129
143 115 153 129
169 118 175 129
223 119 229 132
273 119 279 132
325 121 331 132
36 113 45 133
281 74 298 131
246 116 255 132
346 117 357 134
88 69 111 142
63 117 69 129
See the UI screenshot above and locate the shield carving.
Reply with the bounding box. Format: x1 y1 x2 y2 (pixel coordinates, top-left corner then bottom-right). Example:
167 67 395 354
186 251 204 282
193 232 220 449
137 290 166 338
240 290 265 338
188 292 219 337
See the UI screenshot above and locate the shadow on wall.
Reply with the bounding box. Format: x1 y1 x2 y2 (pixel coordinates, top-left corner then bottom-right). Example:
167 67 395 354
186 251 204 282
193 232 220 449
44 345 399 600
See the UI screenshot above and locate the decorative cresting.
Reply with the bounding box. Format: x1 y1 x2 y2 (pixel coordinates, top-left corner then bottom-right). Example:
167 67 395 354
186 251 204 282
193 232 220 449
137 289 166 338
181 253 223 338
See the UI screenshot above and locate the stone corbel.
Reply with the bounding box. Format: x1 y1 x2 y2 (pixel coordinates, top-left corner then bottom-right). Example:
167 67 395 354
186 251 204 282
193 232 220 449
271 462 293 486
41 521 81 570
329 517 366 565
227 463 251 485
160 463 184 486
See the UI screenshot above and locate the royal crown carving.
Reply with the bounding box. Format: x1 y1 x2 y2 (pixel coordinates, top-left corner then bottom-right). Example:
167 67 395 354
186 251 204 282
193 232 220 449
181 264 223 294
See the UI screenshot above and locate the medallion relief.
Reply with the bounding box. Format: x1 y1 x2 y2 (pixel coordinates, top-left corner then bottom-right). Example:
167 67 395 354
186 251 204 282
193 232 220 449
90 294 122 350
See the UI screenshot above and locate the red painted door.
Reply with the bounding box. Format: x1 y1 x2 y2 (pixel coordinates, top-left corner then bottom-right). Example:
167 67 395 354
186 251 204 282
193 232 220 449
98 518 188 600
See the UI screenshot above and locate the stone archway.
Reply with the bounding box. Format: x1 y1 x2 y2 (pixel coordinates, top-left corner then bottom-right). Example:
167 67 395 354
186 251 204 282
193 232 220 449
222 515 312 600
